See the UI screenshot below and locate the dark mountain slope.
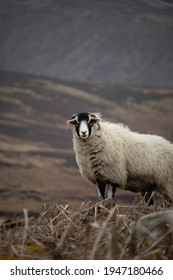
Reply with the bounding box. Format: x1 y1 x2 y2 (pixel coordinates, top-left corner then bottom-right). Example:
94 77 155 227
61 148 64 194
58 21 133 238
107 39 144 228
0 0 173 87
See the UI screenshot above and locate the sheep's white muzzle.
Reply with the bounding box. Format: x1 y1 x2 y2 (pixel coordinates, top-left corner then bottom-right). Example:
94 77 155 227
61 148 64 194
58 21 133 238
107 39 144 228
79 121 89 139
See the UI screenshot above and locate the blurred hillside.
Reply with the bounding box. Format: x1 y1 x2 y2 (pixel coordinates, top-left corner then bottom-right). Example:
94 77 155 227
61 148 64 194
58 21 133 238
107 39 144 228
0 70 173 214
0 0 173 87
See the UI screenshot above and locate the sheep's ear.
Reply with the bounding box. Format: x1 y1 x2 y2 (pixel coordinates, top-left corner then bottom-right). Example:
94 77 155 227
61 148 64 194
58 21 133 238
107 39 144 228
66 113 78 130
89 112 102 129
89 112 102 122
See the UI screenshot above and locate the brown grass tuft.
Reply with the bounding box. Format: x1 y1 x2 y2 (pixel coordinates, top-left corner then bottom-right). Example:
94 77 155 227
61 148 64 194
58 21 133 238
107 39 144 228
0 198 173 260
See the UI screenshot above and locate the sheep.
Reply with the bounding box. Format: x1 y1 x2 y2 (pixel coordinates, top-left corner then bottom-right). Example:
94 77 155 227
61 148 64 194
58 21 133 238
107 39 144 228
67 112 173 205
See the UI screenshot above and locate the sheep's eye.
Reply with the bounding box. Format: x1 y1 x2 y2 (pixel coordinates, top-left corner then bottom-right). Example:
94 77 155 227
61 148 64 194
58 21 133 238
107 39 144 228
89 119 96 125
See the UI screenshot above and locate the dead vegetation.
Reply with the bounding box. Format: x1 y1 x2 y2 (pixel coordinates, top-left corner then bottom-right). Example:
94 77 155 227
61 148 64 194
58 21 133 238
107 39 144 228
0 197 173 260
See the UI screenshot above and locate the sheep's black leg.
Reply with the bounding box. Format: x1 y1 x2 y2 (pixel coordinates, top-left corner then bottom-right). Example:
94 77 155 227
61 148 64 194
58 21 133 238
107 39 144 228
106 182 118 200
111 183 117 199
97 180 106 200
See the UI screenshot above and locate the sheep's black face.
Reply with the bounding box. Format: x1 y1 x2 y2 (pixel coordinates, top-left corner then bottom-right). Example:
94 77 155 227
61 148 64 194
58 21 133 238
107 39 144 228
67 112 101 139
76 113 91 139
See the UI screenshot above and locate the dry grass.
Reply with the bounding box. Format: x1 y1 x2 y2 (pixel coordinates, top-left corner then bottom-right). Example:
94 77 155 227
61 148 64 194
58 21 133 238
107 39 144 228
0 197 173 260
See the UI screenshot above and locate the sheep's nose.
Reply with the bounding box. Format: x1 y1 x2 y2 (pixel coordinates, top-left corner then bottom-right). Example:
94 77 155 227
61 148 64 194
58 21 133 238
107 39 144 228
81 131 87 136
80 130 88 138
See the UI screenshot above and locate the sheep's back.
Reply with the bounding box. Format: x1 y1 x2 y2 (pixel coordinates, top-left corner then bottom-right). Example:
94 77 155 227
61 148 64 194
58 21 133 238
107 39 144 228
124 131 173 185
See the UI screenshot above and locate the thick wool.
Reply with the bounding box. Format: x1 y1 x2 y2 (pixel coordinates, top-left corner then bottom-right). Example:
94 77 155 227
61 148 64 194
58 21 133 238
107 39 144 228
72 121 173 202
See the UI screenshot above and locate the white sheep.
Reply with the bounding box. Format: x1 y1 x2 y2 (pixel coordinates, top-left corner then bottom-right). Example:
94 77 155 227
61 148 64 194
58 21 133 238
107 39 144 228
67 112 173 205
